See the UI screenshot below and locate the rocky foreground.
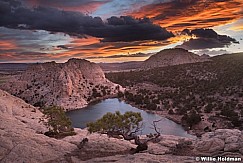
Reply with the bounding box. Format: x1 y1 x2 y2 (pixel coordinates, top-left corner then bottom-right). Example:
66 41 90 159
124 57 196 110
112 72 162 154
0 59 121 111
0 89 242 163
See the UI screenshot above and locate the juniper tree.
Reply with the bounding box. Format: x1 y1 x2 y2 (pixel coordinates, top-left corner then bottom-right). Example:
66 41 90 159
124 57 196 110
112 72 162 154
87 111 161 153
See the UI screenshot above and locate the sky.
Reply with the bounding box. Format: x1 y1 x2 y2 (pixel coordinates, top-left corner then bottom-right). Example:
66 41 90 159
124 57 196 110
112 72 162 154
0 0 242 63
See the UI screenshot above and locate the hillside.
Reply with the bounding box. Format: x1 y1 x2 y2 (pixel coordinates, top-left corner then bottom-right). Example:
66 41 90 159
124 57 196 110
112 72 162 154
0 58 121 111
143 48 210 69
106 52 243 133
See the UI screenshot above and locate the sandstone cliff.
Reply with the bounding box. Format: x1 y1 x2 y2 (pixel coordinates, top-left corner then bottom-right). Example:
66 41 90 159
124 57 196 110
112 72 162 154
143 48 210 69
0 58 121 111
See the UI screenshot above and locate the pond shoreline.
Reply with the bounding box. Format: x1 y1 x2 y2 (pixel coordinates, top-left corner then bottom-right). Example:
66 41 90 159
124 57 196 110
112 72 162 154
67 96 198 137
66 98 195 138
117 97 200 136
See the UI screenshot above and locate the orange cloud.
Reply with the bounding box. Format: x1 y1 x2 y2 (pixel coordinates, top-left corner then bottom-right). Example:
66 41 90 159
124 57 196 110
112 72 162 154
129 0 243 32
230 21 243 31
0 40 17 50
53 36 171 62
231 25 243 31
58 2 107 13
25 0 107 13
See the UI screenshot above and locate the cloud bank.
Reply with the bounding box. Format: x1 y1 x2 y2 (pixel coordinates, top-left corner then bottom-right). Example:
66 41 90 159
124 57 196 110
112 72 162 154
176 28 239 50
0 0 174 42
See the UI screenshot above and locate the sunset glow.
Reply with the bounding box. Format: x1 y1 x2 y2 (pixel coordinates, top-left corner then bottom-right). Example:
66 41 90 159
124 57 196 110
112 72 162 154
0 0 242 63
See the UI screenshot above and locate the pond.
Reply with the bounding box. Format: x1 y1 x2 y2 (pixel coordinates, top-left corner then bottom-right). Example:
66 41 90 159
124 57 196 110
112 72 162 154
66 98 195 138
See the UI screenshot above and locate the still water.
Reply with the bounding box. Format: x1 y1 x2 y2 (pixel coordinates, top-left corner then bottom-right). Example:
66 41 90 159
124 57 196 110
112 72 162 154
66 98 194 138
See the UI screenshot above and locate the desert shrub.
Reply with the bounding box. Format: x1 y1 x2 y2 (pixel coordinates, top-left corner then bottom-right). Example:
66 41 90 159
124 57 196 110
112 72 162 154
182 110 201 128
118 91 124 98
168 109 174 114
146 103 157 110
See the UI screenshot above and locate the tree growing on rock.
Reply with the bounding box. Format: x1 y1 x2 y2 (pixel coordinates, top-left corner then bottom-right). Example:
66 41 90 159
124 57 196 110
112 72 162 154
87 111 161 153
41 106 76 138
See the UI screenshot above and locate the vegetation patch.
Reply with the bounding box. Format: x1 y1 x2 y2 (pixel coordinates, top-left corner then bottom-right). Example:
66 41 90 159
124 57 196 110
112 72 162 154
107 53 243 130
87 111 162 154
40 106 76 138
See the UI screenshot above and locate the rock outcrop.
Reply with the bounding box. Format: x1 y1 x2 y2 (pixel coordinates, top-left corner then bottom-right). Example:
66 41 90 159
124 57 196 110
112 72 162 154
0 89 242 162
0 58 121 111
0 89 77 163
143 48 210 69
194 129 243 156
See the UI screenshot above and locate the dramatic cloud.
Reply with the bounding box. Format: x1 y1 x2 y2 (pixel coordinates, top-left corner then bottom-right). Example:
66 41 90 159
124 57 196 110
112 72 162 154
129 0 243 31
86 52 154 59
0 26 170 63
58 37 170 61
0 0 242 63
176 28 239 50
93 16 174 42
24 0 111 13
0 1 174 42
0 27 73 62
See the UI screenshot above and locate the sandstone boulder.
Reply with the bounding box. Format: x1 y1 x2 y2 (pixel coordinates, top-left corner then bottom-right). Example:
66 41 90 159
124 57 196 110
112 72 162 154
214 129 241 140
194 138 225 153
225 136 239 144
224 143 240 152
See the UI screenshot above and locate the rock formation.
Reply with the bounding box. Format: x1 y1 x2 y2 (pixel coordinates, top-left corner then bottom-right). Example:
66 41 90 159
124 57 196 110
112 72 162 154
143 48 210 69
0 58 121 111
0 89 242 162
194 129 243 157
0 89 76 162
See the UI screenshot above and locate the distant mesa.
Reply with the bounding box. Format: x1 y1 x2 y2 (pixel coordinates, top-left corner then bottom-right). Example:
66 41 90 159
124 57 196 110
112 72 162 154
0 58 121 111
142 48 211 69
98 48 211 72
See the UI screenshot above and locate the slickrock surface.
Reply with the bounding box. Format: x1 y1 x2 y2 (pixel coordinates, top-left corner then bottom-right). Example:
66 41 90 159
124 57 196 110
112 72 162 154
0 89 76 163
59 129 196 163
143 48 210 69
0 89 242 163
0 59 121 111
194 129 243 157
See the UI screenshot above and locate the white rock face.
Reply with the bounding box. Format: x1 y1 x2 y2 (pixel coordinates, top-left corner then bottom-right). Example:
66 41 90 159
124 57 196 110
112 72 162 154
195 138 225 153
0 89 76 163
1 59 120 111
194 129 243 157
143 48 210 69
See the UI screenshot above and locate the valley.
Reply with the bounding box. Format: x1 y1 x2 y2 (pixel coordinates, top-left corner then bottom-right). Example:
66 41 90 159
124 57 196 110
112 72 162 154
0 49 243 162
1 0 243 161
106 52 243 135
